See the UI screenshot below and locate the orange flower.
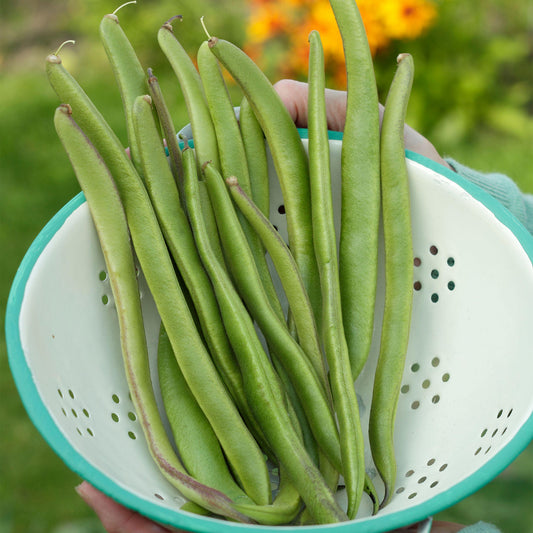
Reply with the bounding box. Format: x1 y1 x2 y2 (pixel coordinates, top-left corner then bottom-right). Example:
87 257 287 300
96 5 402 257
244 0 438 85
378 0 437 40
246 3 292 43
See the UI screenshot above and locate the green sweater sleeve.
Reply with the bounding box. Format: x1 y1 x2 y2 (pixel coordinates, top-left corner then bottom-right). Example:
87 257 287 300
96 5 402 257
446 158 533 236
458 521 502 532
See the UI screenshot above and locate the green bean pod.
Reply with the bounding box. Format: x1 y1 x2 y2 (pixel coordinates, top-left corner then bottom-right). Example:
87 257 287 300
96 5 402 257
131 94 265 441
99 11 148 171
197 41 284 321
184 153 347 525
158 18 220 169
146 68 185 208
232 465 302 525
179 146 274 459
157 324 253 505
53 104 254 523
327 0 381 380
47 56 270 506
196 41 251 194
207 37 322 325
226 177 330 396
238 96 269 217
307 29 365 519
369 53 415 508
202 162 342 473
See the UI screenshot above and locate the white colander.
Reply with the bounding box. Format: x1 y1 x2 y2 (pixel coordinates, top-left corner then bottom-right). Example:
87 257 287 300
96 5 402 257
6 131 533 532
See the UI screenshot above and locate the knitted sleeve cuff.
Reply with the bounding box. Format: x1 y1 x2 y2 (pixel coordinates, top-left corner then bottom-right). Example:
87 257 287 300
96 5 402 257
445 158 533 236
457 521 501 533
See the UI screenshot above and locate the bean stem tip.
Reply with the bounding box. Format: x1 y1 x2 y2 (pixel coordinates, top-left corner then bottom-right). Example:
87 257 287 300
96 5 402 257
200 16 212 40
50 39 76 59
162 14 183 31
112 1 137 16
226 176 239 187
396 53 411 64
58 103 73 115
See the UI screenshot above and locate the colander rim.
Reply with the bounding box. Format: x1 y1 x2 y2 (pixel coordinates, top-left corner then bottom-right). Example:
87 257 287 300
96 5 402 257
5 130 533 532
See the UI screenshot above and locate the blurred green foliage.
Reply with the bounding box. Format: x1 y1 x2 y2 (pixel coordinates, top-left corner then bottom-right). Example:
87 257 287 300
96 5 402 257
0 1 531 532
373 0 533 156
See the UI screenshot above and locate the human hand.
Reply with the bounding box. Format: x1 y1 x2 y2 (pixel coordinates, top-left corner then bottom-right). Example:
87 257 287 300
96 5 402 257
273 79 452 171
76 481 179 533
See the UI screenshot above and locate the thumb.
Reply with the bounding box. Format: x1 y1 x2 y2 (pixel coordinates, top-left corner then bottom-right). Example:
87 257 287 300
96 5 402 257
273 79 348 132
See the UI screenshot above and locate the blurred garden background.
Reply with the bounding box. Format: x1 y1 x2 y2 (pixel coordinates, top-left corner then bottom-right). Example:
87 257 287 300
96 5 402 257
1 0 532 531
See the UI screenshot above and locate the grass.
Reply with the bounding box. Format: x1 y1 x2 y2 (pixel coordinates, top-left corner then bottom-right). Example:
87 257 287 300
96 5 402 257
1 20 532 533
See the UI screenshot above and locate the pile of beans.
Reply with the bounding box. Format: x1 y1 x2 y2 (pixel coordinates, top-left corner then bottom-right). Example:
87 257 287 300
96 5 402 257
47 0 414 525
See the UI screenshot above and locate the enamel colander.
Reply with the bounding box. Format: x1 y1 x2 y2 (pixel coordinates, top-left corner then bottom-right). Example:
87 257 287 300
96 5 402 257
6 131 533 532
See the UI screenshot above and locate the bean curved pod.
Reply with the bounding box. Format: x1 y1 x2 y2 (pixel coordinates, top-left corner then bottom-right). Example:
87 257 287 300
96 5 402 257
131 94 264 448
307 29 365 519
197 41 284 321
157 324 253 505
207 37 322 325
184 152 347 525
146 68 185 208
53 104 254 523
238 97 270 217
47 57 270 506
203 161 342 472
327 0 381 380
158 19 220 169
369 53 415 508
99 11 149 171
226 177 329 395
